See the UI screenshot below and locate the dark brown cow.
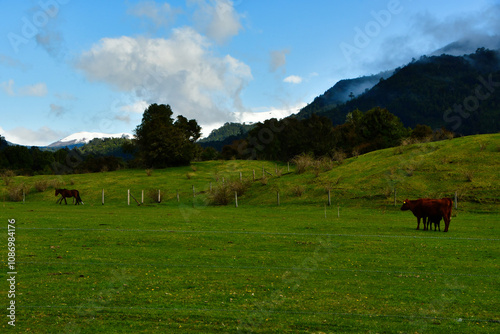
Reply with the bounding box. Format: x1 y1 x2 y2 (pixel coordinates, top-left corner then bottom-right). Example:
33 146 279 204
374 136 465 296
401 198 452 232
427 215 442 231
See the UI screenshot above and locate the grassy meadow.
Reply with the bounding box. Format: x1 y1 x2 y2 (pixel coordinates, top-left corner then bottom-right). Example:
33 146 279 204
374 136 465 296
1 134 499 333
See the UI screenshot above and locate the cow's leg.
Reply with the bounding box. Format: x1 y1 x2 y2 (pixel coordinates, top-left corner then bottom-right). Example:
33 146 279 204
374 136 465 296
416 217 420 230
423 217 428 231
63 196 67 205
443 216 450 232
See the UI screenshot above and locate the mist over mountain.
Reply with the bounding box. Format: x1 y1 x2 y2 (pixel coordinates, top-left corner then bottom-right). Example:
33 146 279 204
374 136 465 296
296 70 394 120
295 48 500 135
432 35 500 57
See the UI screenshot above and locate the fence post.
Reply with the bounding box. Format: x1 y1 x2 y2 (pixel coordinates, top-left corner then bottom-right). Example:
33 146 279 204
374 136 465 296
394 187 397 206
328 189 331 206
141 190 144 204
128 189 130 206
287 162 290 173
177 190 180 202
277 191 280 206
235 191 238 208
455 191 458 209
192 185 195 197
102 188 104 205
253 169 255 181
239 172 242 181
23 190 25 204
158 189 161 203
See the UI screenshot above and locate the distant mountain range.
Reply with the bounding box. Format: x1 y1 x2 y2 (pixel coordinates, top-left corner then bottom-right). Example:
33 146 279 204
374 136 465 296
297 48 500 135
201 47 500 149
47 132 134 149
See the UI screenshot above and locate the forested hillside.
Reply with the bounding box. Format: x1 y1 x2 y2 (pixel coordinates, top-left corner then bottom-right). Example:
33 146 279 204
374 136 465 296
297 48 500 135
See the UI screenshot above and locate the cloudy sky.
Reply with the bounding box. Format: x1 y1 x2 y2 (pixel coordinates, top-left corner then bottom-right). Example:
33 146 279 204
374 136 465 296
1 0 499 145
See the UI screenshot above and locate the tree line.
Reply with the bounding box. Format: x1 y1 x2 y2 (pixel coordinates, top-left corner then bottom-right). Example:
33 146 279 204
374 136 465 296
0 103 453 176
220 107 453 161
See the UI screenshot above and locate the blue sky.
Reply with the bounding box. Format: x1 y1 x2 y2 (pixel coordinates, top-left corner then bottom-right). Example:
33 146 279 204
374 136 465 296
1 0 499 145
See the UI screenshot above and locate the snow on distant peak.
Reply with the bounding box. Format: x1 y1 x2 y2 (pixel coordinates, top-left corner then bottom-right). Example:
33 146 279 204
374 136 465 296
48 131 133 148
59 131 132 143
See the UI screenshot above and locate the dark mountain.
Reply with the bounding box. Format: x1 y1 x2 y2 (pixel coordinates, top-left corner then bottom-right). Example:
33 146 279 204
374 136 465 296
295 48 500 135
198 122 255 151
297 70 393 120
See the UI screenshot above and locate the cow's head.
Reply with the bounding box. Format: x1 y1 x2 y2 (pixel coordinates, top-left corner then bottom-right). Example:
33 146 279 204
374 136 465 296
400 199 411 211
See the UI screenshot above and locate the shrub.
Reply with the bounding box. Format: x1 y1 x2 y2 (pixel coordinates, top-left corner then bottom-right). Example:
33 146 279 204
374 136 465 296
292 153 314 174
146 189 160 203
230 179 251 197
464 170 474 182
2 170 15 186
319 156 334 171
7 183 29 202
145 169 153 176
49 178 64 189
405 164 415 176
208 179 251 205
332 150 346 164
34 179 49 192
208 183 232 205
291 185 305 197
260 176 269 185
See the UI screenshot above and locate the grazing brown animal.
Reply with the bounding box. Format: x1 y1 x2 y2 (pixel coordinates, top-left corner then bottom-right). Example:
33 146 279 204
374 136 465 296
427 215 442 231
55 188 84 205
401 198 452 232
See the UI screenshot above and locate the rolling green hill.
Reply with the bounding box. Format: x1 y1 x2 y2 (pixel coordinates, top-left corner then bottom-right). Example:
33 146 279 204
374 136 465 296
3 133 499 211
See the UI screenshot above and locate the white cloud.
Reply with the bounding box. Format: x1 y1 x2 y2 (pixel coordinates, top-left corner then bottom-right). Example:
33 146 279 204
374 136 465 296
76 27 252 125
199 102 307 138
0 54 27 70
19 82 48 97
233 102 307 124
128 1 180 28
269 49 290 73
54 92 77 100
36 30 65 60
360 4 500 74
0 126 62 146
1 80 47 97
49 104 67 117
120 100 149 114
1 79 15 96
283 75 303 84
192 0 243 44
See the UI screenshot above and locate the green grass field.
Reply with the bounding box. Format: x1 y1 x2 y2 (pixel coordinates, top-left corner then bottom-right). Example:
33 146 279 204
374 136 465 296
1 134 499 333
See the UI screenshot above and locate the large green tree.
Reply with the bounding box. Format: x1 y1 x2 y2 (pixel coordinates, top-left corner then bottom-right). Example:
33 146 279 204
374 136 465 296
134 104 201 168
